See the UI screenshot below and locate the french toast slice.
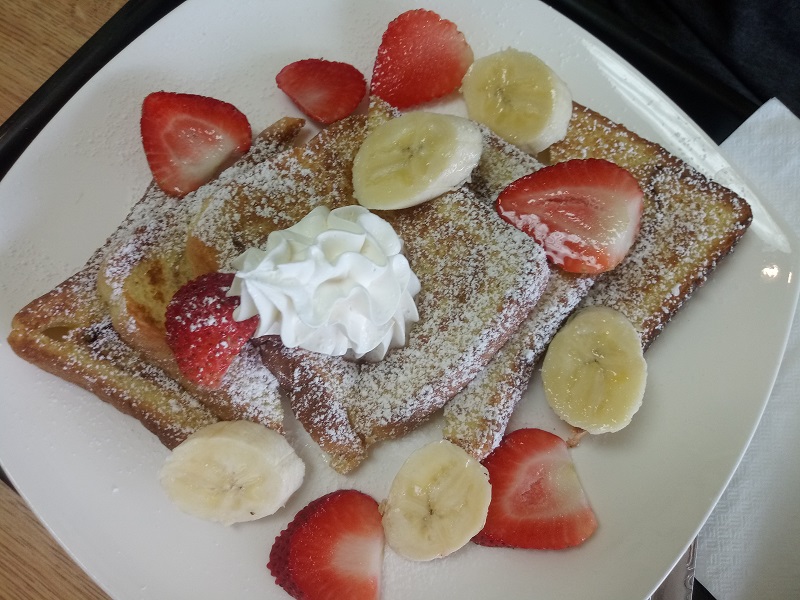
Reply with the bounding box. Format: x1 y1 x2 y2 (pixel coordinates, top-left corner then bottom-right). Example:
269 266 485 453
99 117 305 368
186 98 550 472
444 103 752 458
96 117 306 428
7 119 305 447
443 123 595 458
184 114 370 276
550 104 752 348
7 234 218 449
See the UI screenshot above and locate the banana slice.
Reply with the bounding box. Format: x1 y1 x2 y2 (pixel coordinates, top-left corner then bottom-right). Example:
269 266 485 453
461 48 572 154
542 305 647 434
159 420 305 525
352 111 482 210
380 439 491 561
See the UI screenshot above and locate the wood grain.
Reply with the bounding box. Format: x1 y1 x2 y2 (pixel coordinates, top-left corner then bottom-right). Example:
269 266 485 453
1 2 125 598
0 0 127 124
0 482 110 600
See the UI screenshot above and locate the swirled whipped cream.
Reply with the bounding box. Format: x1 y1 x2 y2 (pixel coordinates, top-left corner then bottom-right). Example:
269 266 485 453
229 205 420 361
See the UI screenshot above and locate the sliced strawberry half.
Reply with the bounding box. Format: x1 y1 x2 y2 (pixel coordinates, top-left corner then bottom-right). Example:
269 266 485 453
371 9 473 109
268 489 384 600
276 58 367 125
496 159 644 274
140 91 252 197
164 272 257 388
473 428 598 550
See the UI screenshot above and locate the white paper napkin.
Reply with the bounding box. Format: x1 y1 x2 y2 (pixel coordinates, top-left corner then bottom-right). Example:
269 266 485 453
696 98 800 599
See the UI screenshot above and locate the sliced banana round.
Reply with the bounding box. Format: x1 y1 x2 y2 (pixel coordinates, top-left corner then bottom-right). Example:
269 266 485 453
352 111 482 210
542 305 647 434
159 420 305 526
380 439 491 561
461 48 572 155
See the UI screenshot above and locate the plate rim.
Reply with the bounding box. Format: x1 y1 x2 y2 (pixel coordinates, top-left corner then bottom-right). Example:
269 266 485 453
0 1 797 600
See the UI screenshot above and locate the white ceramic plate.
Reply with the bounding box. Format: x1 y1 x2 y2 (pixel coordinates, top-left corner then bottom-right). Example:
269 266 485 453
1 1 797 599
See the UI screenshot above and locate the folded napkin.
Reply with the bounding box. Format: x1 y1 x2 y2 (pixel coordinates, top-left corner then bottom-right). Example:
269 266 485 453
696 98 800 600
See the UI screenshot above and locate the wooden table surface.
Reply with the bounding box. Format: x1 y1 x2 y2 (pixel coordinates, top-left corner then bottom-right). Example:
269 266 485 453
1 3 126 598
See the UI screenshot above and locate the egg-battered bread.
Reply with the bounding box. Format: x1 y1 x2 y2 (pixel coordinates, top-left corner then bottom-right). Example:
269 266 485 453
443 103 752 459
8 249 217 449
95 118 306 428
184 98 550 472
7 119 307 445
8 99 751 472
553 104 752 348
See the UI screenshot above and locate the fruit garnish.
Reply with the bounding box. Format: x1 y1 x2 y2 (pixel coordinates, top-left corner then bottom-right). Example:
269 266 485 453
496 158 644 274
371 9 473 109
140 91 252 197
164 272 258 388
461 48 573 154
352 111 482 209
473 428 598 550
276 58 367 125
542 306 647 434
381 440 491 561
159 421 304 526
269 489 384 600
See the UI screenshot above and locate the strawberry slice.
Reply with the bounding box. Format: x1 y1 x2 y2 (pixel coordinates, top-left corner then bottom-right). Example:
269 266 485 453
473 428 598 550
140 91 252 197
164 272 257 388
496 159 644 274
371 9 473 109
268 489 384 600
276 58 367 125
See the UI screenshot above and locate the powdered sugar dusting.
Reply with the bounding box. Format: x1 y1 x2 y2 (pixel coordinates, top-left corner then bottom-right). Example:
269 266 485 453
582 160 752 348
102 124 310 429
186 101 549 471
444 271 594 457
553 105 752 348
188 118 367 272
12 100 750 472
10 259 217 448
350 188 548 445
445 103 751 458
444 125 596 458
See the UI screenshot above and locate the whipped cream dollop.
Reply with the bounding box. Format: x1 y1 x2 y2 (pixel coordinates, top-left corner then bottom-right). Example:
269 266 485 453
229 205 421 361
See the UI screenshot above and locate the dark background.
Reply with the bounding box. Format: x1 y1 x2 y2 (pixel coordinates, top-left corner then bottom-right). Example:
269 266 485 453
543 0 799 143
599 0 799 115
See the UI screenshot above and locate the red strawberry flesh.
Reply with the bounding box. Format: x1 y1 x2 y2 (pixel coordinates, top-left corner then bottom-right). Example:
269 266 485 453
141 91 252 197
474 428 598 550
371 9 473 109
268 489 384 600
276 59 367 125
164 272 257 388
496 159 643 274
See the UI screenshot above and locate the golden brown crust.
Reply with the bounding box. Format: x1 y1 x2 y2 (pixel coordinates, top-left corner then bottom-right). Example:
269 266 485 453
7 120 307 449
9 100 751 474
552 104 752 348
543 103 668 174
186 100 550 472
443 123 596 458
445 103 751 459
95 119 307 430
443 271 594 458
184 116 367 276
8 256 217 449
